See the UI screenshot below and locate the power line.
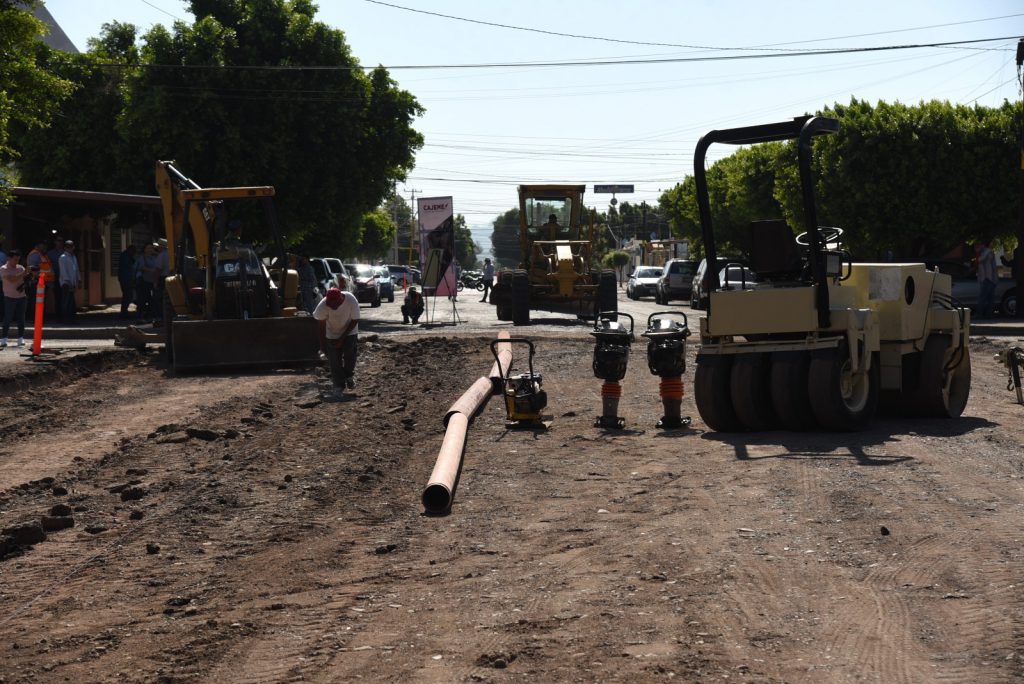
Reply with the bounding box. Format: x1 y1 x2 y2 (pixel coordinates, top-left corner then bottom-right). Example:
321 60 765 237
137 0 182 21
94 35 1017 72
364 0 1024 54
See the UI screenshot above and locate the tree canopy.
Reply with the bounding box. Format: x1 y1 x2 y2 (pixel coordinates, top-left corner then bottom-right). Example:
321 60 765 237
490 207 520 268
11 0 423 255
453 213 477 269
0 0 75 203
659 99 1021 260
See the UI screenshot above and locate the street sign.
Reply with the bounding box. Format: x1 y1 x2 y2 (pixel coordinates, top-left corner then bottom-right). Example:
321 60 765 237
593 184 634 194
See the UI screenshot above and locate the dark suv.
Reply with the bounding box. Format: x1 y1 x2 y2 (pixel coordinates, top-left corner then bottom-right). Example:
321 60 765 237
655 259 697 304
689 256 750 310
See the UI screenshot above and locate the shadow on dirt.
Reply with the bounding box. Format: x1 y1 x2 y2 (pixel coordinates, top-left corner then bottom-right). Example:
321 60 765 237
700 416 995 466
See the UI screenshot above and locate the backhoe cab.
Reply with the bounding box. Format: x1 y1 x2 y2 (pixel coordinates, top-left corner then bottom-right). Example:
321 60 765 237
155 161 318 371
692 117 971 432
490 184 616 325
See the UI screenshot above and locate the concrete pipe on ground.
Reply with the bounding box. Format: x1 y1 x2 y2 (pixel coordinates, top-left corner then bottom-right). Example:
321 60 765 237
444 376 495 427
423 331 513 513
422 412 469 513
489 331 512 392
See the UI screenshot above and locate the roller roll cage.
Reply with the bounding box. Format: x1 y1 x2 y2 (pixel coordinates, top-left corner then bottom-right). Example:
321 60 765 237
694 116 839 327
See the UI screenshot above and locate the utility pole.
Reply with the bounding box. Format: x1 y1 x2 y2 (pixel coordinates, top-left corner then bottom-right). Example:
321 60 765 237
1016 38 1024 317
390 181 399 264
408 188 422 265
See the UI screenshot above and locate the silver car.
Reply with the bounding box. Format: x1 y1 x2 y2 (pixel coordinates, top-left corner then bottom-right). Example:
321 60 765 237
627 266 663 300
927 260 1017 317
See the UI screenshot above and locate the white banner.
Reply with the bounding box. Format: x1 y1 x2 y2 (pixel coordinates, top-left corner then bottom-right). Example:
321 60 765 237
417 196 456 297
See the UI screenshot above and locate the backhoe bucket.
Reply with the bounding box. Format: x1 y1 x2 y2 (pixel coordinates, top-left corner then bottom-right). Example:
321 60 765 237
169 316 319 371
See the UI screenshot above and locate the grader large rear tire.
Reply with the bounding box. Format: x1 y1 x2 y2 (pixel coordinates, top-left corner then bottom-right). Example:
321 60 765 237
694 353 743 432
909 334 971 418
596 270 617 320
770 351 817 430
730 353 777 431
808 340 878 431
511 270 530 326
493 272 513 321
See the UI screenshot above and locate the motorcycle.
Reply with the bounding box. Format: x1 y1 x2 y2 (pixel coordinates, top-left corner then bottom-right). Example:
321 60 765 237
457 270 486 292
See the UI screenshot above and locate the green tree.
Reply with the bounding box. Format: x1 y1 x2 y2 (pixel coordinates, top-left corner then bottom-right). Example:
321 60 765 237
453 213 477 269
382 189 415 264
659 100 1020 260
357 209 395 261
602 249 631 285
659 142 783 258
490 207 520 268
805 99 1019 258
12 1 423 254
0 0 75 203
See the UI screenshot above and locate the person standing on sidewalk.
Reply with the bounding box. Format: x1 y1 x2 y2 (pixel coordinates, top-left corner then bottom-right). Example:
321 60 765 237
480 257 495 302
118 244 137 318
313 280 360 392
58 241 81 324
0 250 29 348
26 241 53 322
47 237 64 319
974 238 998 320
135 243 160 322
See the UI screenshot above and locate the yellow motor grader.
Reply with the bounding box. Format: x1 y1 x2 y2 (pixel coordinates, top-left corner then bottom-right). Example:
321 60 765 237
692 117 971 431
152 161 318 371
490 184 616 325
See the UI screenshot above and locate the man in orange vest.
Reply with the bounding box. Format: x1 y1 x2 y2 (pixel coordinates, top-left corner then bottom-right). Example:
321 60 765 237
26 241 53 321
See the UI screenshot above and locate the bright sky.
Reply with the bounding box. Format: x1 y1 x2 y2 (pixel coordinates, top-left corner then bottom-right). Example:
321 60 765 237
44 1 1024 253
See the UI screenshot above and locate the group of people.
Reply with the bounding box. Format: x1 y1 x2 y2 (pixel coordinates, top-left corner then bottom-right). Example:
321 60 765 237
0 237 83 347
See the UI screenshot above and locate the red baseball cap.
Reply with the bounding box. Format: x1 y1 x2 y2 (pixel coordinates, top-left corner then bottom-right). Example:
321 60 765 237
325 287 343 309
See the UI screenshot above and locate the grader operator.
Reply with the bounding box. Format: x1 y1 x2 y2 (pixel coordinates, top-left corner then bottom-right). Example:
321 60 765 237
490 184 616 325
153 161 318 371
691 116 971 432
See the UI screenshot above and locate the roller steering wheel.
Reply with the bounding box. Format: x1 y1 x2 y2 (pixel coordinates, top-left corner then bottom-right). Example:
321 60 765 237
796 226 843 246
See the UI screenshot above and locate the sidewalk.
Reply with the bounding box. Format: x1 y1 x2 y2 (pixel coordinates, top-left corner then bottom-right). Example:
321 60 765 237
32 305 147 340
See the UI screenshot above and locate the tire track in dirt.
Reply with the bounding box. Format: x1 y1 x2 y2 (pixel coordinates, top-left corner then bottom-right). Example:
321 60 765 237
798 416 1024 684
422 421 740 682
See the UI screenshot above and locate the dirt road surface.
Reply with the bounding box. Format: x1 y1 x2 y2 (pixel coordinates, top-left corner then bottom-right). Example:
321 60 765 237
1 296 1023 682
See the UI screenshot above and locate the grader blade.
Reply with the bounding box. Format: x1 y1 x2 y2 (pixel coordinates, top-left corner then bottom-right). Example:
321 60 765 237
169 316 319 371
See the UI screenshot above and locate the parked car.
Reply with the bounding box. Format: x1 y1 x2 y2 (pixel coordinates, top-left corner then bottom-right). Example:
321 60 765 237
655 259 696 304
926 260 1017 317
311 257 356 298
627 266 663 300
690 256 749 310
374 265 395 303
387 264 421 287
718 265 758 291
344 263 382 307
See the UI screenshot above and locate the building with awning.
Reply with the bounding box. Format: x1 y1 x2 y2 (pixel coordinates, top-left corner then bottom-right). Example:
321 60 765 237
0 187 162 309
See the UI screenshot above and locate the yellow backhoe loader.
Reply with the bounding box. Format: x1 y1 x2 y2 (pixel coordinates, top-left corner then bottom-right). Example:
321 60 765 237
127 161 318 371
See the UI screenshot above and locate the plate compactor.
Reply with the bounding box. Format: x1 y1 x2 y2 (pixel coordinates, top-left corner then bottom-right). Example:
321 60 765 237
490 338 548 427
